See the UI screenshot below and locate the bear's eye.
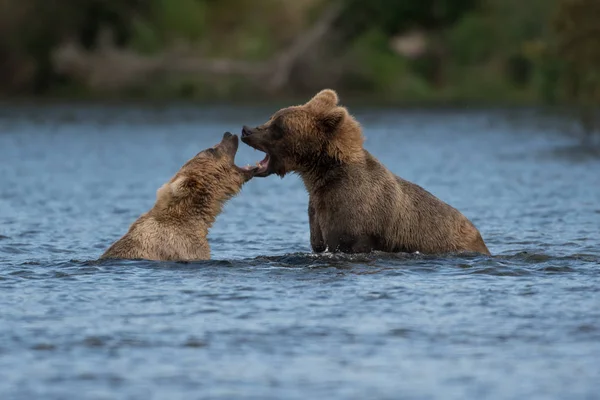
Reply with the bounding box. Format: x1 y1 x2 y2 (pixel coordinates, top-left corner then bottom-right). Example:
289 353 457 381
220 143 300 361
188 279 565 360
271 118 285 139
206 148 218 156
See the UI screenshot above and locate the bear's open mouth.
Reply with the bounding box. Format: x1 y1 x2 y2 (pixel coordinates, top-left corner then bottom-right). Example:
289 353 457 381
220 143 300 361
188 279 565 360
218 132 260 178
240 128 272 177
238 153 270 176
253 153 270 176
233 153 261 178
240 152 270 177
236 163 259 176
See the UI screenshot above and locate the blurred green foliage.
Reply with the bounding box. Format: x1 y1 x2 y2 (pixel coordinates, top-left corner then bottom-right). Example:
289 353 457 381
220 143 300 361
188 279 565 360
0 0 598 112
337 0 478 38
131 0 208 54
553 0 600 138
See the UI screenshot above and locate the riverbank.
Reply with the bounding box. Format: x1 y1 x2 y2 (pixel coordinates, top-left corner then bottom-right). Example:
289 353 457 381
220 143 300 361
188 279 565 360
3 0 597 109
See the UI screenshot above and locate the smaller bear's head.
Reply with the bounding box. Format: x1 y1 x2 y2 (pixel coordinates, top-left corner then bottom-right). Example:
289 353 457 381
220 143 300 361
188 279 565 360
155 132 256 220
241 89 364 177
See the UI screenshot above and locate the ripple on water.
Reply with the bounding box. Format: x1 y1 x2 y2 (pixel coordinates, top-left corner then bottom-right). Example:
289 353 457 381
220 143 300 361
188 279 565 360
0 245 29 255
1 251 598 282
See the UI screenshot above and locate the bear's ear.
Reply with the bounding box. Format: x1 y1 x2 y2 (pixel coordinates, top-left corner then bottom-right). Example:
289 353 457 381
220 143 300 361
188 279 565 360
169 176 193 198
306 89 339 111
317 107 346 133
157 176 196 203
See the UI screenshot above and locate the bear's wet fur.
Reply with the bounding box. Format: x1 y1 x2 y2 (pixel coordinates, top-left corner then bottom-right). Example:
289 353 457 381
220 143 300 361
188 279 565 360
100 133 256 261
241 89 491 255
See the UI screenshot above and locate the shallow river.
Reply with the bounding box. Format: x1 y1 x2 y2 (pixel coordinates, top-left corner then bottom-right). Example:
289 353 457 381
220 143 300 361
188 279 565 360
0 104 599 399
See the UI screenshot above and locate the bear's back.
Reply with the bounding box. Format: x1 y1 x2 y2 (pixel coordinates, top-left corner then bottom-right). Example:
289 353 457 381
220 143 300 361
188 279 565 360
310 150 489 255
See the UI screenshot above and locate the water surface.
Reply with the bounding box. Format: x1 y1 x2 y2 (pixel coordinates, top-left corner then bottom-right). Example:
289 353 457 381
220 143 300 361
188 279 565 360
1 105 599 399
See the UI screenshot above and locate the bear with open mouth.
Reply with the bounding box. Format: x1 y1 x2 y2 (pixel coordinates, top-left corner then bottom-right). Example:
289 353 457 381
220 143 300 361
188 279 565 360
241 89 491 255
100 132 258 261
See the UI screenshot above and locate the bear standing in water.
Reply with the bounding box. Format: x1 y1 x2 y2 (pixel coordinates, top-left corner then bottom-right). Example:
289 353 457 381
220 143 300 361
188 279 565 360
241 89 490 255
101 132 257 261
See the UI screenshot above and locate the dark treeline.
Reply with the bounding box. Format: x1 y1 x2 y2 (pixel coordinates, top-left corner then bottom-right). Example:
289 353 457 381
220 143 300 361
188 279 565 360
0 0 599 109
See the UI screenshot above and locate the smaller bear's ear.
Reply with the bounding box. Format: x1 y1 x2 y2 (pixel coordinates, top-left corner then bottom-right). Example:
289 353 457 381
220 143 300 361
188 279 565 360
169 176 191 198
317 107 346 133
306 89 339 111
157 176 195 203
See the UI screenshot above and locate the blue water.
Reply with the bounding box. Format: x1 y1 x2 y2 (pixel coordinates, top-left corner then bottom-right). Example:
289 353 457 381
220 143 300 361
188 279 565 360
1 105 599 399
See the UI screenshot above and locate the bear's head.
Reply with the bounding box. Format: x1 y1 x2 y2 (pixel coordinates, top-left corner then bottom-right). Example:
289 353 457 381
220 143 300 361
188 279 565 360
241 89 364 177
155 132 256 220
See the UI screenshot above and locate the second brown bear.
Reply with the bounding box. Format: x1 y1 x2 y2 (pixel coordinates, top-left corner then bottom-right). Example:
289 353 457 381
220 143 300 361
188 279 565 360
100 132 256 261
241 89 491 255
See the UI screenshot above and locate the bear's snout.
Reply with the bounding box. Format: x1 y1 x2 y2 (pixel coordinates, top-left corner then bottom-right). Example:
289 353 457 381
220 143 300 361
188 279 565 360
242 126 253 137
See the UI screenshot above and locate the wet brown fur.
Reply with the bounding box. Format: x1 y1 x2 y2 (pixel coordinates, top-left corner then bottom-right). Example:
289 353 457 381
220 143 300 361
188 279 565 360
241 89 491 255
100 134 251 261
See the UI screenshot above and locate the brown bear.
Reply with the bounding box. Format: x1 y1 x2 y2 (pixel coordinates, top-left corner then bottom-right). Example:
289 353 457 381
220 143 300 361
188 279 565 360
100 132 257 261
241 89 491 255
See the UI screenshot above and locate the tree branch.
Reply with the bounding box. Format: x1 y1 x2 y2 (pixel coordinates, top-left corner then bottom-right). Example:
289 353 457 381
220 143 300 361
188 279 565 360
51 3 343 93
